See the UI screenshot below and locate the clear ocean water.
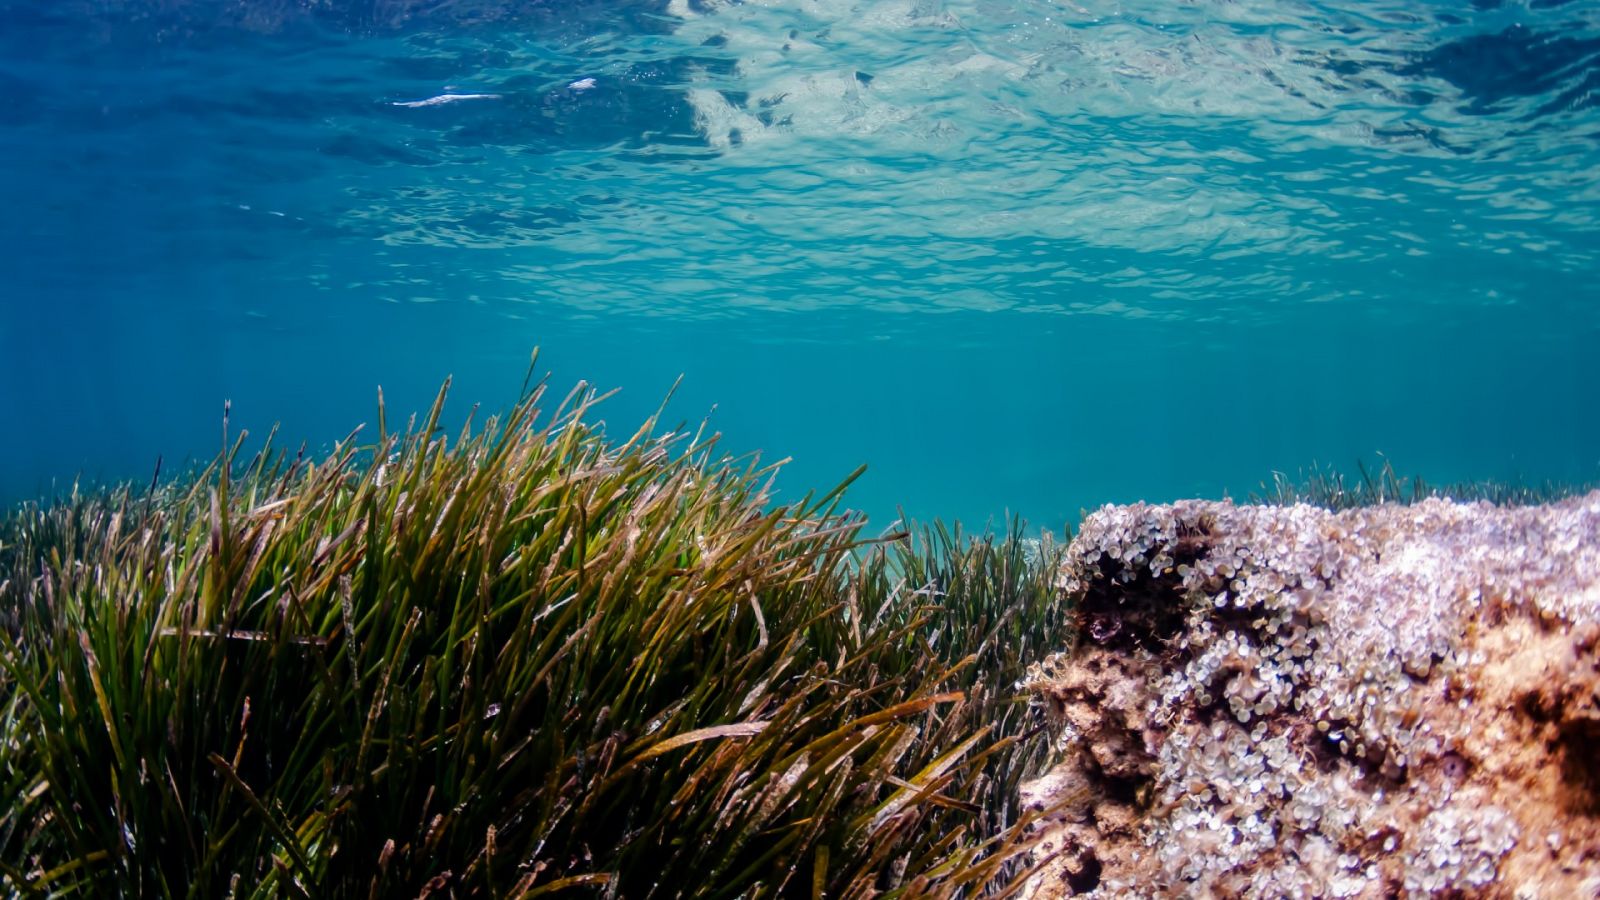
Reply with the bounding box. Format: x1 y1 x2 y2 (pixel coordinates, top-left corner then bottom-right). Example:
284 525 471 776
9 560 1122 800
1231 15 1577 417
2 0 1597 530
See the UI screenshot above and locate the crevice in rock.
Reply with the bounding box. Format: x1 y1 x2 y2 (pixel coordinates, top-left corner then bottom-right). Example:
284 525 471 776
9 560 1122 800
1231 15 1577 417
1078 557 1187 654
1062 850 1102 894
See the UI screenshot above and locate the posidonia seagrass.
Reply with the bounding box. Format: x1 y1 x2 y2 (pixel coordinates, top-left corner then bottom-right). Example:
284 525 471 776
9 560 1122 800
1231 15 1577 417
0 361 1072 899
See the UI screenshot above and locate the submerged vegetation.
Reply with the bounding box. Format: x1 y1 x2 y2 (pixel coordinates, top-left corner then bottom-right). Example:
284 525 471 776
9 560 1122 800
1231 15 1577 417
1251 457 1589 511
0 368 1071 898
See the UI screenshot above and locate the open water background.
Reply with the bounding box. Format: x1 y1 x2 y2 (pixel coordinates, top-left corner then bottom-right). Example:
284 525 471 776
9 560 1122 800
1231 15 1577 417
2 0 1597 529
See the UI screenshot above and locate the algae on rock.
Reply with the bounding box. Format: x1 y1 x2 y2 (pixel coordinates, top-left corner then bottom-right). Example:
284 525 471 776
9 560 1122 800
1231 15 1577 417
1021 493 1600 897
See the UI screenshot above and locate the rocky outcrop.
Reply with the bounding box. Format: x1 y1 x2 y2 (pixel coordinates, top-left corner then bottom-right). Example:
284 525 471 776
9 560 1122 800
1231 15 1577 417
1020 493 1600 897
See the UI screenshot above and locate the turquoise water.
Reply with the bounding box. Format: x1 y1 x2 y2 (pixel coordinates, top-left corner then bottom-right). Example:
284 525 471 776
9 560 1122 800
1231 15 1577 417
2 0 1597 529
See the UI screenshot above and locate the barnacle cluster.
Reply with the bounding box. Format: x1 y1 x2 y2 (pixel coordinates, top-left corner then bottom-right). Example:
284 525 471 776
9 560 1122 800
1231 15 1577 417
1023 492 1600 897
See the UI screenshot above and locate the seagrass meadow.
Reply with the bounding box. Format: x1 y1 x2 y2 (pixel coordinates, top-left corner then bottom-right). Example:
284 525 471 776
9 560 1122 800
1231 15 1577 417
0 369 1075 898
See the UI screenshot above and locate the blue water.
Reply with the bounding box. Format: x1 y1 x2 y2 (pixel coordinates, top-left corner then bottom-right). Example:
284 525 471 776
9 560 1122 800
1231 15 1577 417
2 0 1597 529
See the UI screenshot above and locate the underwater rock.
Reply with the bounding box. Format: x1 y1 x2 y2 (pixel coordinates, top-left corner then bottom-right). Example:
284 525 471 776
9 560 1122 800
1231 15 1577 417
1019 493 1600 898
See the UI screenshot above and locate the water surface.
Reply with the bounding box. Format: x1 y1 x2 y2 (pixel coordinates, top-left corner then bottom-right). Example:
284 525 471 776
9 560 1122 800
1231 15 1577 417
3 0 1597 526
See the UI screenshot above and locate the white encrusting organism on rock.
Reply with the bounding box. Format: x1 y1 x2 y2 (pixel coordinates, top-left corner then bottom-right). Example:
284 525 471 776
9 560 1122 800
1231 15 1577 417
1020 493 1600 898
